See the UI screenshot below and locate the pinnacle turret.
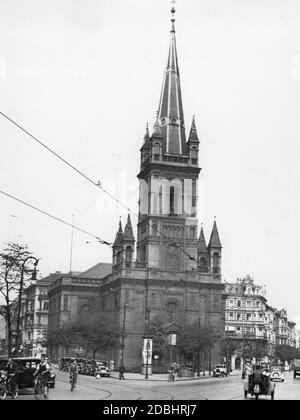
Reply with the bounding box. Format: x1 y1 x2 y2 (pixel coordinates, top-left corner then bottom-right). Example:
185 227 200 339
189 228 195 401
113 220 123 248
123 214 135 242
198 225 207 252
188 116 200 144
208 220 222 249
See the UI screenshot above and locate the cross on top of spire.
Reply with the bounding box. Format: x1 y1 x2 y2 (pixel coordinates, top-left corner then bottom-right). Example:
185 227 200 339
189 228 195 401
170 0 176 29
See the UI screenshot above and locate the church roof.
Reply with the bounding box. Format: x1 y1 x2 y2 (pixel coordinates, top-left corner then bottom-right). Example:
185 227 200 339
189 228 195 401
208 220 222 249
157 8 187 155
77 262 112 279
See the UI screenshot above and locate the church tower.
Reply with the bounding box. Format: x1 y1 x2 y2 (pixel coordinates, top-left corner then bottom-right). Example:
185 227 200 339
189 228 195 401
96 4 226 371
136 6 201 272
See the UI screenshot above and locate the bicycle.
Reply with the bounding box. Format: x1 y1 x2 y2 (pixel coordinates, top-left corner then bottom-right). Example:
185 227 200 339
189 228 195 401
168 370 175 382
0 371 18 400
34 375 49 400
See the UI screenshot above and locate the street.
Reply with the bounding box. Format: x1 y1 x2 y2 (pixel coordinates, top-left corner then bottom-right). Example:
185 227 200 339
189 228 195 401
12 370 300 400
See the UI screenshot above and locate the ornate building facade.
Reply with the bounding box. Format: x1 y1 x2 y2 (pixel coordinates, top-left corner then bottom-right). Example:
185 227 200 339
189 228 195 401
46 6 227 370
96 7 227 370
225 276 297 369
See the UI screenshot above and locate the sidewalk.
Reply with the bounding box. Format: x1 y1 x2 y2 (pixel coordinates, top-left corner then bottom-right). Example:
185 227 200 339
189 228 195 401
110 370 215 381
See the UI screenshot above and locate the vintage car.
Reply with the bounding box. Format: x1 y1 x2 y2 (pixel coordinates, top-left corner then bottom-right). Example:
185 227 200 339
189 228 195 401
212 364 227 377
270 365 284 382
94 361 110 377
59 357 72 372
0 357 56 389
244 369 275 400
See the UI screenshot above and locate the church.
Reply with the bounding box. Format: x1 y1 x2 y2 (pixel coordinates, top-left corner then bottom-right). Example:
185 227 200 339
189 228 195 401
48 6 226 371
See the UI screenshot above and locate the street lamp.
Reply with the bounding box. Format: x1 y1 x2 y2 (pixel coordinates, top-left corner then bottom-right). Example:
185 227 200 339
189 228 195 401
144 308 151 379
15 257 39 356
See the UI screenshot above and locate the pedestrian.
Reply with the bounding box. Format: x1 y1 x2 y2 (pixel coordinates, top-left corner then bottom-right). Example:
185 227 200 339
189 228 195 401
119 364 125 380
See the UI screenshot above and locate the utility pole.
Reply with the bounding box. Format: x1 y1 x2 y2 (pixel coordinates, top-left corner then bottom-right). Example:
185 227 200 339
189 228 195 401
69 214 74 275
120 304 127 369
145 308 150 380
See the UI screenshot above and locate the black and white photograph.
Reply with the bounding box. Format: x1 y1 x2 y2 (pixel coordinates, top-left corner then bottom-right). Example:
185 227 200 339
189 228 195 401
0 0 300 404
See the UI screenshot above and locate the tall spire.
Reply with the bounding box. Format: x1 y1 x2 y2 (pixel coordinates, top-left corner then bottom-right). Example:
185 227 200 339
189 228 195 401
157 3 186 155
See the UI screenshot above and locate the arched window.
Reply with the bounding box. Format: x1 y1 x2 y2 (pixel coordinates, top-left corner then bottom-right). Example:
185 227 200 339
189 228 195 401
153 142 161 161
191 147 197 164
167 302 178 323
117 250 122 265
170 186 175 215
199 257 207 269
125 246 133 268
213 252 219 273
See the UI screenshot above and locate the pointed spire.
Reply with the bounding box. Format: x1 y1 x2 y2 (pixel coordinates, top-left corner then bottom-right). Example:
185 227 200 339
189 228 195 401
141 123 151 150
188 116 199 143
157 4 186 155
198 224 207 252
208 219 222 248
123 214 135 242
113 219 123 248
144 123 150 142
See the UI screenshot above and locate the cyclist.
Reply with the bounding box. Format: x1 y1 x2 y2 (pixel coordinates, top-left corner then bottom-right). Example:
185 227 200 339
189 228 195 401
69 359 78 389
6 358 18 392
33 355 51 396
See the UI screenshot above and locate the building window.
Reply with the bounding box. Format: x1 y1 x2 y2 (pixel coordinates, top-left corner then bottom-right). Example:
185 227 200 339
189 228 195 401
167 302 178 323
237 300 241 307
43 302 49 311
63 296 68 311
213 252 219 273
125 246 133 268
153 142 161 160
191 147 197 164
170 186 175 215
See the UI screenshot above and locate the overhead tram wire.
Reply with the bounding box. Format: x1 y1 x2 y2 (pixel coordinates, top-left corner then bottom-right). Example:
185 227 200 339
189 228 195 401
0 189 112 247
0 111 198 265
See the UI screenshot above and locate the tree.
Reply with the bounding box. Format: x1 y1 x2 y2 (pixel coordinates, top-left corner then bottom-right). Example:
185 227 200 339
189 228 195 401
243 339 269 363
275 345 299 364
177 323 219 373
219 337 241 371
0 242 37 356
47 323 81 357
74 312 120 359
149 316 168 361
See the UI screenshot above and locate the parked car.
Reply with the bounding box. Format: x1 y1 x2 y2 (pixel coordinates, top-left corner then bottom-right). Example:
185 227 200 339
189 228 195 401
59 357 72 372
94 361 110 377
270 365 284 382
213 364 227 377
0 357 55 389
292 359 300 379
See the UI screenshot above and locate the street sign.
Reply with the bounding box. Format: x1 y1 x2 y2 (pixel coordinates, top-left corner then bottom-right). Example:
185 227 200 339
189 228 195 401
142 338 153 365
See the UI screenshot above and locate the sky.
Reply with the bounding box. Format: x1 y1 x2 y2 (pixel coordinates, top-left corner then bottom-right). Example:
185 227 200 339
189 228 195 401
0 0 300 328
